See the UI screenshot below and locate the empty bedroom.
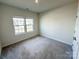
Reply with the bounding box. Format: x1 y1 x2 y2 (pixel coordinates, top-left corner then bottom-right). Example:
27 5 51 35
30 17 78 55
0 0 79 59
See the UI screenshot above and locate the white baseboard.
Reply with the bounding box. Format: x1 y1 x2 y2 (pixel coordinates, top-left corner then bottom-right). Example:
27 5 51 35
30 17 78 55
40 33 72 45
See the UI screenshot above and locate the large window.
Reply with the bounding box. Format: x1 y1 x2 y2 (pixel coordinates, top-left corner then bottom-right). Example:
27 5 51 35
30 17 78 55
13 18 34 35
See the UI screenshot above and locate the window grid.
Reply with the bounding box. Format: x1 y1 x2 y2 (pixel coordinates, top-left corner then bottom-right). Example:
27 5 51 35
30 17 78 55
13 18 34 35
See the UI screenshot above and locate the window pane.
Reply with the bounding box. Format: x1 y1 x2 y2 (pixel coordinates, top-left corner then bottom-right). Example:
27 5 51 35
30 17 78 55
27 25 33 32
14 26 25 34
13 18 24 25
26 19 33 25
27 25 33 29
27 28 33 32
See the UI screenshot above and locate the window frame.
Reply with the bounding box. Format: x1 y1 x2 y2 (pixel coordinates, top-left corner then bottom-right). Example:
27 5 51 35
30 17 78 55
13 17 34 35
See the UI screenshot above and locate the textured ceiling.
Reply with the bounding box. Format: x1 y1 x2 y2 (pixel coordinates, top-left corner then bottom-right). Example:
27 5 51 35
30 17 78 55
0 0 75 13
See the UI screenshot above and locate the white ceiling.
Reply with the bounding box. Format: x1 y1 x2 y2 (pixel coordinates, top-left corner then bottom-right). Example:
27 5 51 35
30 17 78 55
0 0 75 13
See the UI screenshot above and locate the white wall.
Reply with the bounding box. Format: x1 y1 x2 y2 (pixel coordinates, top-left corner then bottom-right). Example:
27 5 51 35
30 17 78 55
0 4 39 47
40 2 77 45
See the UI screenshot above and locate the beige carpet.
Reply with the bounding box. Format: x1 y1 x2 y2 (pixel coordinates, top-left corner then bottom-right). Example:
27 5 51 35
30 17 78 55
1 36 72 59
